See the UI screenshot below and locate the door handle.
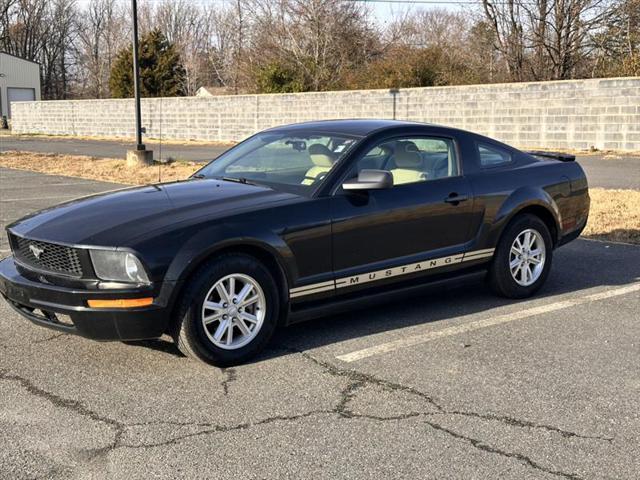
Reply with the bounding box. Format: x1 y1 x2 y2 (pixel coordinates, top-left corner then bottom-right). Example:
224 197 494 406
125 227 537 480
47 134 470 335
444 193 469 205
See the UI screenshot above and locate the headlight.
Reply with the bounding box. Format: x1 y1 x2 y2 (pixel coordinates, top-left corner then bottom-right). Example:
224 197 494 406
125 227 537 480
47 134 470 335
89 250 150 284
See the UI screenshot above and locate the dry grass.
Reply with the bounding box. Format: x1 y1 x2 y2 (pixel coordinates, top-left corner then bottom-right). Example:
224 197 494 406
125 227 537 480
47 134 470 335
584 188 640 244
0 151 200 185
1 151 639 245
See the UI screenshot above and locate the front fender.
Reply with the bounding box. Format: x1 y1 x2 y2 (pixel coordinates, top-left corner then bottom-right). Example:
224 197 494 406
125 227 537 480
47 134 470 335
163 223 295 286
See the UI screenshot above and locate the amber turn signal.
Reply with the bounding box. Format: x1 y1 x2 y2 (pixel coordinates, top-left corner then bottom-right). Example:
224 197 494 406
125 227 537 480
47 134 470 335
87 298 153 309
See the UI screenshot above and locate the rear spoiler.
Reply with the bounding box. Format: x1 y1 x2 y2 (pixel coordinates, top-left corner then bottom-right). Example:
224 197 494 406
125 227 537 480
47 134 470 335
526 150 576 162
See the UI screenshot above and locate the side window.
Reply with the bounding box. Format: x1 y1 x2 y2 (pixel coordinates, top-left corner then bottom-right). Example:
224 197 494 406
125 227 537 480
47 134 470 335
350 137 458 186
478 143 511 167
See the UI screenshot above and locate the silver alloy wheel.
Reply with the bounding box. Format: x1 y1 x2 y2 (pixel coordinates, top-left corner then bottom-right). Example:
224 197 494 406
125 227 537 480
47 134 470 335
201 273 266 350
509 228 546 287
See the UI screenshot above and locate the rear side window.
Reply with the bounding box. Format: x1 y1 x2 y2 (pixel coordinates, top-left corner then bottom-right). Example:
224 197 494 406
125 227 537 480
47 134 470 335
478 143 511 167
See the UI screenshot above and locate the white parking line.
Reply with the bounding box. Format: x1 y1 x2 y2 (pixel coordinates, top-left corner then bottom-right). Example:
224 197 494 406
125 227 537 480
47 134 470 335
336 282 640 363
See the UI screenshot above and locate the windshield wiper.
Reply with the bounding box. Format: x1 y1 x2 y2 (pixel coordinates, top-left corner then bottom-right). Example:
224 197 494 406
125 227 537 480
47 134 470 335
215 176 260 186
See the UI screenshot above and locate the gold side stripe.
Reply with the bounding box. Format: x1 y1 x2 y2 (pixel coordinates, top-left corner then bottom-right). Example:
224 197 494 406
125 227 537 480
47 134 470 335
463 250 495 260
465 248 495 256
289 248 495 299
464 252 493 258
290 280 335 294
290 283 336 298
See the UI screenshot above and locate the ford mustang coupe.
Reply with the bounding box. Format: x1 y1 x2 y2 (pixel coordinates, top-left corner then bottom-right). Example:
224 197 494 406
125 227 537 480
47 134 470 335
0 120 589 366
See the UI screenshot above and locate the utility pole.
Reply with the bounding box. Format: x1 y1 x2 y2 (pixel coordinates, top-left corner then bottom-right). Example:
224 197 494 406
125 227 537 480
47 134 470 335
389 88 399 120
132 0 144 151
126 0 153 165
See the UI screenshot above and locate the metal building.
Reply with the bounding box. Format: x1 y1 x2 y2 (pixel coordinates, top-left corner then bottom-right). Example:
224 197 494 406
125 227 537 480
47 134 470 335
0 52 41 119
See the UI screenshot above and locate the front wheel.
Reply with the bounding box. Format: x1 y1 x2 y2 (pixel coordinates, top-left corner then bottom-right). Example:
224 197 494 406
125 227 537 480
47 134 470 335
171 254 279 367
488 214 553 299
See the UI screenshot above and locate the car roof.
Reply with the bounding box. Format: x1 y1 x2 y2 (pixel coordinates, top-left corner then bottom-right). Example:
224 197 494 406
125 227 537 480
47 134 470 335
264 119 523 155
264 119 433 137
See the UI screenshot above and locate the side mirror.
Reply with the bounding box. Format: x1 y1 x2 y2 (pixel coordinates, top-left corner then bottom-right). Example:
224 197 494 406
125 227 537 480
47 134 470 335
342 169 394 191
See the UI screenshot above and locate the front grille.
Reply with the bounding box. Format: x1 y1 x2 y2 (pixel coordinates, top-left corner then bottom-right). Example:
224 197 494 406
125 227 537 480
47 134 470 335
11 235 84 277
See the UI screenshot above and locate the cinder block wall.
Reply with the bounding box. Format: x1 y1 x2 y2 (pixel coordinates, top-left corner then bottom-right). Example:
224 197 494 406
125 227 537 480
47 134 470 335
10 77 640 150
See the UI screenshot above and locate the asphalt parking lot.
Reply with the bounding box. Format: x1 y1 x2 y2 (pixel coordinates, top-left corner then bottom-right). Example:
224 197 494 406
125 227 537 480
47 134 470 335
1 166 639 479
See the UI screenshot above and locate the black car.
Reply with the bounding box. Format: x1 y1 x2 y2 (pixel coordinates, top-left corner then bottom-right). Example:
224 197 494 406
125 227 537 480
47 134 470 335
0 120 590 366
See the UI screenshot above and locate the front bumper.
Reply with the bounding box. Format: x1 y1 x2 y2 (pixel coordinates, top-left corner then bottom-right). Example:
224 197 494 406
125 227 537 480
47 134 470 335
0 256 171 341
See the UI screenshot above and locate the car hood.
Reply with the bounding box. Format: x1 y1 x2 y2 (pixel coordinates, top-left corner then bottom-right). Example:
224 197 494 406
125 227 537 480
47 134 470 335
7 179 298 246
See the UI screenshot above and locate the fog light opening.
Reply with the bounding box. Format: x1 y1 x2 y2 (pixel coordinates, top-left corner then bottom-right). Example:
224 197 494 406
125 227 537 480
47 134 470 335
55 314 74 326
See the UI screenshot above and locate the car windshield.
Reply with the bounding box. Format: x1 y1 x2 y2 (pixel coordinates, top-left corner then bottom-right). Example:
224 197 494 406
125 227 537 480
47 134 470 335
195 132 358 192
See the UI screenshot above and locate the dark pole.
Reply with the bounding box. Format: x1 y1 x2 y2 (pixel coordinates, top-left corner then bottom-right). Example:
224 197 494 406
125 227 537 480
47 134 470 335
389 88 399 120
131 0 144 151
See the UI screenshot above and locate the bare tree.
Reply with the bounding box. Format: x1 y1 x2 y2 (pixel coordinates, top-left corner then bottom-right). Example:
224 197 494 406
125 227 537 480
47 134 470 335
247 0 377 91
591 0 640 76
481 0 527 80
153 0 209 95
202 4 240 89
0 0 18 44
531 0 612 79
1 0 49 60
76 0 127 98
481 0 615 81
41 0 77 99
1 0 78 99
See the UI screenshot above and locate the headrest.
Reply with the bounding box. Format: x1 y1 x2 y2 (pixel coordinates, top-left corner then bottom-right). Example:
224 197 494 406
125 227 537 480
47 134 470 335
394 142 422 169
308 143 335 167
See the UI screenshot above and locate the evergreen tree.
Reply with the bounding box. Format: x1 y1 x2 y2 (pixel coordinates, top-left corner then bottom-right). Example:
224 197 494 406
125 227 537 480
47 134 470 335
256 62 307 93
109 29 186 97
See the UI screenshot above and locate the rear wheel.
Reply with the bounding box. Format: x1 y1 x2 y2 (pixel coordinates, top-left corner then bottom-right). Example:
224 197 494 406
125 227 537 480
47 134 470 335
488 214 553 298
171 254 279 367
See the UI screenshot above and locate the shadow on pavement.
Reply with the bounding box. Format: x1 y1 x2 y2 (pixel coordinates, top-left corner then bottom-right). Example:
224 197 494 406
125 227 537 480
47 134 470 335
127 238 640 362
122 338 183 357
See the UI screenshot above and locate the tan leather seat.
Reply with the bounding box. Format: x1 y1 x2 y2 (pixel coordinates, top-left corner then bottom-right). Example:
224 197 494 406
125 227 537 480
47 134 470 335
302 144 336 185
390 142 424 185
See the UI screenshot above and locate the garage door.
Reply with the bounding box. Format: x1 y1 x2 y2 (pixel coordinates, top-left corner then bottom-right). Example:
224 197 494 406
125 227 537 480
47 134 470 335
7 87 35 118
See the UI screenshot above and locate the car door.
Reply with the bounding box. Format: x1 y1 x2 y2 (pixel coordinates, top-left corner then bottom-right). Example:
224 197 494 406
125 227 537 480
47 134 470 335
330 135 476 293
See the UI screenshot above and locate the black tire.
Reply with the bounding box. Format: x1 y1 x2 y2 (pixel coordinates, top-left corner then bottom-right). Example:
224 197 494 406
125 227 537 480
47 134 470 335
487 214 553 299
171 254 280 367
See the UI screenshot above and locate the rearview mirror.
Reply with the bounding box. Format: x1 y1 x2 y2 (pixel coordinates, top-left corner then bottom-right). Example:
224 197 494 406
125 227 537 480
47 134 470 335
342 169 393 191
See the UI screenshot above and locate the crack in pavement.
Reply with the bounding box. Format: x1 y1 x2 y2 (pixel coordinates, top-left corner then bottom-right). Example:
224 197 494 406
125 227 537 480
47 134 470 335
0 369 125 459
120 346 607 479
33 333 67 344
289 346 613 441
0 333 68 351
278 346 604 480
424 420 582 480
440 410 613 442
0 345 612 479
121 378 418 450
335 380 366 417
220 367 237 396
122 410 333 449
